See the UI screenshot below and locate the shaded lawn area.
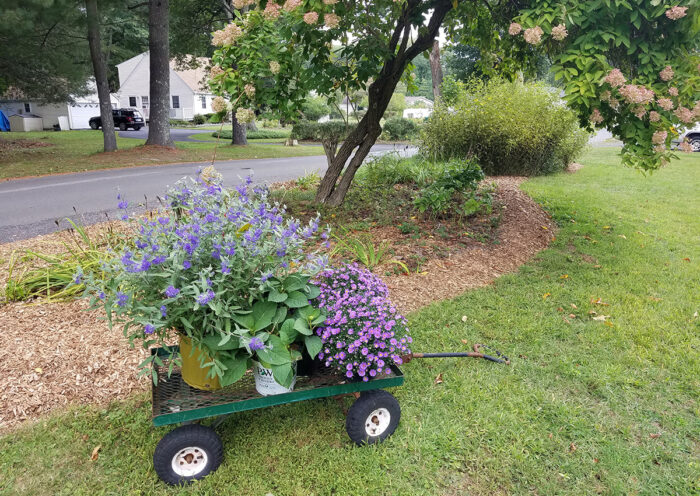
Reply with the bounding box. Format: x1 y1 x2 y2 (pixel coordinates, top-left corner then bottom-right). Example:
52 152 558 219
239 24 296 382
1 148 698 495
0 130 323 181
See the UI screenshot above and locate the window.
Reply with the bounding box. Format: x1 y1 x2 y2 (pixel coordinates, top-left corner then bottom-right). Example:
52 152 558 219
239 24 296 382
24 103 31 113
172 95 180 109
201 96 207 109
141 96 149 108
129 96 137 107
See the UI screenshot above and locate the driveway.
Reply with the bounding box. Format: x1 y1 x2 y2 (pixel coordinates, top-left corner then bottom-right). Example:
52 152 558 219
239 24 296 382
0 144 415 242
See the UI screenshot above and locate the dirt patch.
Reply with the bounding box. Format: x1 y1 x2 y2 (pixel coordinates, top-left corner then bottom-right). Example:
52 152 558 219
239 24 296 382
567 162 584 173
0 177 555 431
384 177 555 313
0 138 53 156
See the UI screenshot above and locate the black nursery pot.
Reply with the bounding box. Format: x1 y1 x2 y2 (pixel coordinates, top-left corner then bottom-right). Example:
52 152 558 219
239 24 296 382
296 349 319 377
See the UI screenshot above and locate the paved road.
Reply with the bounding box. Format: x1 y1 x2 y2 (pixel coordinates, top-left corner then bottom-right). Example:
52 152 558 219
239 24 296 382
0 144 415 242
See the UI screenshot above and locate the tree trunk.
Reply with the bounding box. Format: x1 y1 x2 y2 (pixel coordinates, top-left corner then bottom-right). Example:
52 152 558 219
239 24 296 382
231 114 247 145
85 0 117 152
313 0 452 206
146 0 174 148
430 40 443 100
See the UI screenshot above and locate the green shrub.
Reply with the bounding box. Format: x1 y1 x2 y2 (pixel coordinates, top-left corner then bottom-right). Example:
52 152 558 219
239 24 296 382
382 117 418 141
192 114 206 125
212 128 291 140
208 113 223 123
357 154 445 188
169 119 189 127
291 120 320 140
413 158 491 219
301 96 331 121
421 79 589 176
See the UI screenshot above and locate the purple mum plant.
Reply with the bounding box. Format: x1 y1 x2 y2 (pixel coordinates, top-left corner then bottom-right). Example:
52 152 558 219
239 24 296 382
314 264 411 382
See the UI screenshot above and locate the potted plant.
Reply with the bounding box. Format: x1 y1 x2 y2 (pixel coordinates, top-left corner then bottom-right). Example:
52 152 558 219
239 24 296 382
313 263 412 381
81 167 328 393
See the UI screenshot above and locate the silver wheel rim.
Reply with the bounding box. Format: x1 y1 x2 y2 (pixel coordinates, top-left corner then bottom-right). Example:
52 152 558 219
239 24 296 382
365 407 391 437
171 446 208 477
691 140 700 152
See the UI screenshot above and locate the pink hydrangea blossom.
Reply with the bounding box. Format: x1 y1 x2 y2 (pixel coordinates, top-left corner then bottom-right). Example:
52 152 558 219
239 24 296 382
324 13 340 29
263 2 282 19
633 106 647 119
323 0 338 4
209 65 224 79
668 87 678 97
649 111 661 122
211 22 243 46
303 11 319 24
604 68 626 88
244 84 256 98
590 108 604 125
665 6 688 20
659 65 674 81
657 97 674 111
679 141 693 153
508 23 522 35
652 130 667 145
551 24 568 41
523 26 544 45
600 90 611 101
283 0 301 11
618 84 654 105
654 144 666 154
674 106 694 123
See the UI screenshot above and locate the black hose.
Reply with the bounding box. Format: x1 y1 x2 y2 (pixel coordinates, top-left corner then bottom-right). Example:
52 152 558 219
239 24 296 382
417 352 507 364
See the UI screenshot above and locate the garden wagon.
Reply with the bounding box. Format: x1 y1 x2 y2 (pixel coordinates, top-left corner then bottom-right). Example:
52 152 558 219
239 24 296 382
150 344 508 485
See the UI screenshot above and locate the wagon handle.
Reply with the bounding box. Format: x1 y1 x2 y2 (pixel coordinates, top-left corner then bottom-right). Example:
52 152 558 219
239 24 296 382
401 343 510 365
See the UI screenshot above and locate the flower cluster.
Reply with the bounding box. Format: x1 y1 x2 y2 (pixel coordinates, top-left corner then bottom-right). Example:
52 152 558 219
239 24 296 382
269 60 281 74
651 130 667 145
81 171 327 382
233 0 256 9
665 6 688 20
551 23 568 41
313 264 411 381
523 26 544 45
235 107 256 123
283 0 301 11
263 1 282 19
679 141 693 153
211 96 228 113
649 110 661 122
674 106 694 124
303 11 319 24
508 22 522 35
618 84 654 105
590 108 604 125
668 87 679 97
657 97 674 111
659 65 674 82
212 22 243 46
324 13 340 29
210 65 224 79
604 68 626 88
244 83 256 98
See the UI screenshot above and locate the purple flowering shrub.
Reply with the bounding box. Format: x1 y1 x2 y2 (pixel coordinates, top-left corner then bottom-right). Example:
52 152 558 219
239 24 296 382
314 264 411 381
81 170 329 387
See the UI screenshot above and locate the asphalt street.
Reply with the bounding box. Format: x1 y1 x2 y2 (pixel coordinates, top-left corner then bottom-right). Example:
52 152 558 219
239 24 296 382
0 143 415 242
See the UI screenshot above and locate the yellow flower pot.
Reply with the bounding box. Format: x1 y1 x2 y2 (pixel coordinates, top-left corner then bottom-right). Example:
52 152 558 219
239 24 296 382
179 335 221 391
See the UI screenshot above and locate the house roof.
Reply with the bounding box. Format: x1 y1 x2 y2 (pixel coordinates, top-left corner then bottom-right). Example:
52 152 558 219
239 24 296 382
170 58 211 93
405 96 434 107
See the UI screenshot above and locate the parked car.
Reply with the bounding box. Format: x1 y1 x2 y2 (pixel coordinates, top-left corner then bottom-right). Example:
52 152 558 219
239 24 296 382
89 108 144 131
679 125 700 152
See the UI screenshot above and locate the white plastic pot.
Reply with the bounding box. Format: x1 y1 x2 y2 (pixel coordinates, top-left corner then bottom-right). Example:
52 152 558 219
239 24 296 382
253 361 297 396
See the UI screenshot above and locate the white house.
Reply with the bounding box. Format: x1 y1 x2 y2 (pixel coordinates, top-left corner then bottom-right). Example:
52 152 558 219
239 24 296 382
403 96 434 119
115 52 216 121
0 82 119 130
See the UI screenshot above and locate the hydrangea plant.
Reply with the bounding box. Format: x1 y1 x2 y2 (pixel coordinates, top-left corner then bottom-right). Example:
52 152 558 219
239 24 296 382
81 169 328 387
314 264 412 381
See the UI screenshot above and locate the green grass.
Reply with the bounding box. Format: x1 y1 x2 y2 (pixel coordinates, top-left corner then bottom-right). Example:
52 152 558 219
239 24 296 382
0 130 323 180
1 148 699 495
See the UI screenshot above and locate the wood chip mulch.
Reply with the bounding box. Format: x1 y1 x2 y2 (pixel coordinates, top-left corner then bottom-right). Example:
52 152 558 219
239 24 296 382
0 177 555 432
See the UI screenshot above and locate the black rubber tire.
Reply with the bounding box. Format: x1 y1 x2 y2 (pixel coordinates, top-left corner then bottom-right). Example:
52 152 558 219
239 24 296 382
119 122 127 131
90 121 99 130
345 390 401 446
133 125 142 131
690 138 700 153
153 424 224 486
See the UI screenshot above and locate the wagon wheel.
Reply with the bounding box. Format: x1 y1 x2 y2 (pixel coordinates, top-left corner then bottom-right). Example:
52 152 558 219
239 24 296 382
153 424 223 485
345 390 401 446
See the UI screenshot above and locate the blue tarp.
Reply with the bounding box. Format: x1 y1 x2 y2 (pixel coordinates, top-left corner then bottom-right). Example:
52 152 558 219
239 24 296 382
0 110 9 131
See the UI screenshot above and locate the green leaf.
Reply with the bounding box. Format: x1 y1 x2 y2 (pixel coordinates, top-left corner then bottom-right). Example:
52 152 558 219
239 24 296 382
232 313 255 330
268 288 288 303
304 284 321 300
304 335 323 359
279 319 297 345
294 318 312 336
270 362 295 388
272 305 288 324
284 291 309 308
220 354 249 387
283 274 309 292
252 300 277 324
202 333 240 351
255 335 291 365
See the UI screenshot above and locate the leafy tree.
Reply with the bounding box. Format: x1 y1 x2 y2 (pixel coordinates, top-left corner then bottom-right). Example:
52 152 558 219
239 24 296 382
210 0 699 205
301 95 332 121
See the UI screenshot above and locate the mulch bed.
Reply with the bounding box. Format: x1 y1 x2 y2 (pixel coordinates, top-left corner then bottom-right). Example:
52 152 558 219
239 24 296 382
0 138 53 156
0 177 555 432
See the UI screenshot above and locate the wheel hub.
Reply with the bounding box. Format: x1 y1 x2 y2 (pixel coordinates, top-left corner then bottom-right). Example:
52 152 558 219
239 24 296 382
171 446 208 477
365 407 391 437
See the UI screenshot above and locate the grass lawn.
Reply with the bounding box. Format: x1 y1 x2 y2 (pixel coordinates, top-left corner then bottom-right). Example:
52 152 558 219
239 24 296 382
1 148 699 495
0 130 323 180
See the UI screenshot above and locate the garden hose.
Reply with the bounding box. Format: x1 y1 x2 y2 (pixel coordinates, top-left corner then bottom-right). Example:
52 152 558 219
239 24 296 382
402 343 510 365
